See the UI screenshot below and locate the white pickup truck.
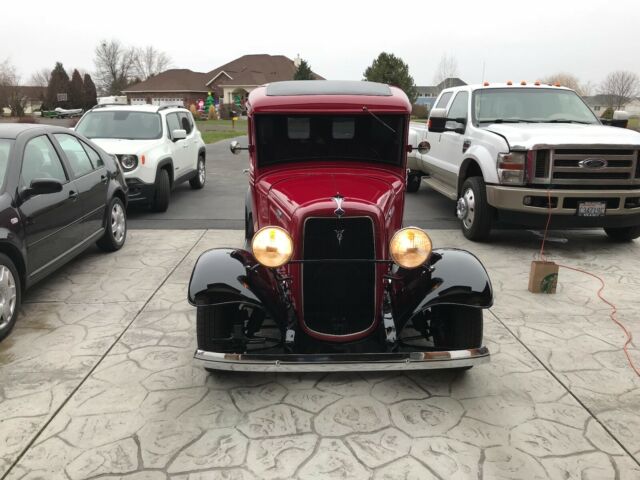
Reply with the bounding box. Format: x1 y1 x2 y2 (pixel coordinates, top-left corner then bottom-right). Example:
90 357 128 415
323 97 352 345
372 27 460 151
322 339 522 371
408 83 640 241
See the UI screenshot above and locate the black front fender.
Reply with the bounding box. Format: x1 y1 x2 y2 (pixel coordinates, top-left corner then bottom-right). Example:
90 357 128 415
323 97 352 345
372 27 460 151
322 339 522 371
390 248 493 329
188 248 288 324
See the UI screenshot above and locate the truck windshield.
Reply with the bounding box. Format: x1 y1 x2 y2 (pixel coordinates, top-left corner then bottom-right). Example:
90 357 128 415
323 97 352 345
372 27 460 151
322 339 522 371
255 114 405 167
473 88 599 125
76 111 163 140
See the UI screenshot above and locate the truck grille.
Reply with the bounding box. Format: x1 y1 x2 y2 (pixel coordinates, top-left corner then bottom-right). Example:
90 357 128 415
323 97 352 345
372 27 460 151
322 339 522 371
531 148 639 185
302 217 375 336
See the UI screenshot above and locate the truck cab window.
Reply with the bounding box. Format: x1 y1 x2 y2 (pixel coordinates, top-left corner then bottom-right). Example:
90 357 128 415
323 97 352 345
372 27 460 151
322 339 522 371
435 92 453 109
448 92 469 120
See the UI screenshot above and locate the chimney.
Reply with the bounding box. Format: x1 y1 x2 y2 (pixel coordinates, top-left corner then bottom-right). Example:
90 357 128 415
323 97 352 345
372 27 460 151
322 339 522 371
294 54 301 68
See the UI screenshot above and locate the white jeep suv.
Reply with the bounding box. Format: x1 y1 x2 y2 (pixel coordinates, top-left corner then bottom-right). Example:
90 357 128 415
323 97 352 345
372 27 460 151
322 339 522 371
75 105 206 211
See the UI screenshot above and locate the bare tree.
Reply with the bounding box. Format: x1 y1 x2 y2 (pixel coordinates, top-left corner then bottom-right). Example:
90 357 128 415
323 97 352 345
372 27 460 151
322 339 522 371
599 70 640 110
29 68 51 87
0 59 28 117
94 39 136 95
433 53 459 91
132 46 171 81
541 72 592 96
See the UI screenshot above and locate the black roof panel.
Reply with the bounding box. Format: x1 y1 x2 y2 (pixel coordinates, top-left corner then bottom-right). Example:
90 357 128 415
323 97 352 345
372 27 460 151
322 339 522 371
265 80 392 97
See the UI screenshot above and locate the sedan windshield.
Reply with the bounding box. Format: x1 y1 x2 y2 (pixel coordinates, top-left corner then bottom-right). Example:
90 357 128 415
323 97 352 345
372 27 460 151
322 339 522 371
76 111 162 140
473 88 599 125
0 139 13 189
255 114 406 167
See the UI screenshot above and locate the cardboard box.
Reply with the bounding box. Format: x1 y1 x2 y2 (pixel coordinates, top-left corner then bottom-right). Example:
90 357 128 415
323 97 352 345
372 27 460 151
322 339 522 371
528 261 559 294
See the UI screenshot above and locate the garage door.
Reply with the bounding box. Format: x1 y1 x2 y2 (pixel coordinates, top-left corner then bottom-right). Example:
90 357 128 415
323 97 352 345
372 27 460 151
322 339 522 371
152 98 185 107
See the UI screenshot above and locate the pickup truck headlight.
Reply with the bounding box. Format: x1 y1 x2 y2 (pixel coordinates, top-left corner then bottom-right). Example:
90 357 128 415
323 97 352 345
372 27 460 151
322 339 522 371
390 227 432 269
497 152 526 185
117 154 138 171
252 226 293 268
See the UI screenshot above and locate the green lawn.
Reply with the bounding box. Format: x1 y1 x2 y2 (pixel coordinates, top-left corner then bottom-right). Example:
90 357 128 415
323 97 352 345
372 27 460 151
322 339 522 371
196 118 247 144
201 130 244 144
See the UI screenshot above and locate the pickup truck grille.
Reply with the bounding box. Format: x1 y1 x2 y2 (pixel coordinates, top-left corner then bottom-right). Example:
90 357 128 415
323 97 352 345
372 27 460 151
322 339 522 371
531 148 639 185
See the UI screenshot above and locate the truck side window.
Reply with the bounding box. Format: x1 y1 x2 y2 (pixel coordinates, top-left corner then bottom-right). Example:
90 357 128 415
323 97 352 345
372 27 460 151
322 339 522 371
435 92 453 109
448 92 469 120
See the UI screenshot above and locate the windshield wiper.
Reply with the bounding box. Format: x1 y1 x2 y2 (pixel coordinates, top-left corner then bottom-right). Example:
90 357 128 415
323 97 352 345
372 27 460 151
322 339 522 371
545 119 591 124
362 106 396 133
480 119 528 124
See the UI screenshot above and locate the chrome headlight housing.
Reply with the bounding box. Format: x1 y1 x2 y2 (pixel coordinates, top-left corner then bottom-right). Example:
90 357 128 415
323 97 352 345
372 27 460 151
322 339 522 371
117 154 138 171
389 227 432 269
497 151 526 184
251 226 293 268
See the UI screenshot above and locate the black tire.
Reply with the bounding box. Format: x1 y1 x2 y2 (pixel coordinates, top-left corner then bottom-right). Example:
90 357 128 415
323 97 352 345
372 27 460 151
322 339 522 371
189 155 206 189
430 305 483 351
406 172 421 193
151 168 170 212
0 254 21 342
604 226 640 242
97 197 127 252
196 304 237 354
458 176 493 241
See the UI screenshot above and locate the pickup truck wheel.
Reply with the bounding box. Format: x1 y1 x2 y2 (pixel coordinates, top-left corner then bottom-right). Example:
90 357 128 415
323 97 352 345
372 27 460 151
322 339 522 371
458 177 493 241
196 304 236 355
430 305 483 371
151 168 170 212
406 172 421 193
604 226 640 242
189 156 206 189
0 254 20 342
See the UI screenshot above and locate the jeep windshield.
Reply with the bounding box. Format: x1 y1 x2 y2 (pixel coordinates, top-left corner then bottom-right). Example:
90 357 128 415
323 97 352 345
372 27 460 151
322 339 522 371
255 114 405 167
473 88 599 125
76 111 163 140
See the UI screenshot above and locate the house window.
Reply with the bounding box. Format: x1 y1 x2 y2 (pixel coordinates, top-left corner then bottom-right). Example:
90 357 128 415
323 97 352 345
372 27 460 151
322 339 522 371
594 106 601 111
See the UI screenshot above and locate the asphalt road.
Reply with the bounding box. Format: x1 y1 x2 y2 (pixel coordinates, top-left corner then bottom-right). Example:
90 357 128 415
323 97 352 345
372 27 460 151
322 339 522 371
128 136 460 230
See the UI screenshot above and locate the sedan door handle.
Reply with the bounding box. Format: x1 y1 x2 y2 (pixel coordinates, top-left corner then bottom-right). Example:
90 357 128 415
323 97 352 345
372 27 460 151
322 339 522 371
69 190 79 200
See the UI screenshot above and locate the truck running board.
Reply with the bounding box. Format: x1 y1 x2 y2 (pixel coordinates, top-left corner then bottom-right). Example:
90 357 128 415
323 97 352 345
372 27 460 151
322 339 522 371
423 177 458 200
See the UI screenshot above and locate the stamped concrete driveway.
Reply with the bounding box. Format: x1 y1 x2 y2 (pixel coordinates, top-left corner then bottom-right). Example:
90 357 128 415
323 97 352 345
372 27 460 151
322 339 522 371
1 229 639 479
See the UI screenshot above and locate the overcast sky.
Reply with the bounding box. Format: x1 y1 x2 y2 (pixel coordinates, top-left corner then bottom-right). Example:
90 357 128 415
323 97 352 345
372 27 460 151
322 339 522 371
2 0 639 88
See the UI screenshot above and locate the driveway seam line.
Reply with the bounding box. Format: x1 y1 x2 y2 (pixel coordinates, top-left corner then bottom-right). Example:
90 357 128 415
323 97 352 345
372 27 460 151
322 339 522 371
1 229 207 480
488 309 640 467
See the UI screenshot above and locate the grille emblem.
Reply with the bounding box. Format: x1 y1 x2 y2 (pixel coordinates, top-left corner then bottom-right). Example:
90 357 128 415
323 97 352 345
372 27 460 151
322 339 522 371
579 158 608 169
334 228 344 245
332 195 345 218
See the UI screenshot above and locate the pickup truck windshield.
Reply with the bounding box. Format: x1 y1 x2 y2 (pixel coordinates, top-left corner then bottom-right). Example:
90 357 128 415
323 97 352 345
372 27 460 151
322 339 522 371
473 88 599 125
76 111 163 140
255 114 405 167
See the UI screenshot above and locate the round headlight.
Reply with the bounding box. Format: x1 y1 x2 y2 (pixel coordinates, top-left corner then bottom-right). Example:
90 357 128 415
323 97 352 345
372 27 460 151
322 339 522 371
251 226 293 268
389 227 432 269
119 154 138 171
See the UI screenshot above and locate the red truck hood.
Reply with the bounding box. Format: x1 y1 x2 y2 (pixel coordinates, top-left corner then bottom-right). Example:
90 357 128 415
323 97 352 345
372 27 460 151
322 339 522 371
258 166 404 224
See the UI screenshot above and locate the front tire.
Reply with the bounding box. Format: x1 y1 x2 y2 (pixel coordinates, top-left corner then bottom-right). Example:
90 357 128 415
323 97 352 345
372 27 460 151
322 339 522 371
604 226 640 242
0 254 20 342
430 305 483 350
97 197 127 252
458 176 493 241
151 168 170 212
190 156 206 189
406 172 421 193
197 304 237 354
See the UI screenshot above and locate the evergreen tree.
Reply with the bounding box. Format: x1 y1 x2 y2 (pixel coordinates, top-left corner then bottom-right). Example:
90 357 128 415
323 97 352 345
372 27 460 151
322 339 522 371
363 52 418 104
82 73 98 109
293 59 314 80
69 69 84 108
46 62 70 108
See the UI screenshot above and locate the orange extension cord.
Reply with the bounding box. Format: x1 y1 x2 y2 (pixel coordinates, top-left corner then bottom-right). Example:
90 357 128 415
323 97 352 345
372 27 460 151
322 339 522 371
538 190 640 377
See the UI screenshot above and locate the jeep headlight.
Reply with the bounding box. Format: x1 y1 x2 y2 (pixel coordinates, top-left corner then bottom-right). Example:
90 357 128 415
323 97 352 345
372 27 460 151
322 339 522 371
252 226 293 268
117 154 138 171
497 151 526 184
390 227 432 269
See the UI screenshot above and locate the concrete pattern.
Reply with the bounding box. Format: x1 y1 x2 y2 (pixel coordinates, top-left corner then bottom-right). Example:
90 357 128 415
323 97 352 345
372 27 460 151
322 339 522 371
0 229 639 479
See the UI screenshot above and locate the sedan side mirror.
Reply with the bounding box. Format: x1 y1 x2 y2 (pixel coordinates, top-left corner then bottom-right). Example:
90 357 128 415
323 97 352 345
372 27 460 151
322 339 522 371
172 129 187 141
230 140 249 155
22 178 64 199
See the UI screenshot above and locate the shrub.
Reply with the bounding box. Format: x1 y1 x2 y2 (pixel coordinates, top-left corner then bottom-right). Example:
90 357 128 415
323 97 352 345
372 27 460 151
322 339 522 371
218 103 240 120
208 105 218 120
412 104 429 119
601 107 614 120
189 104 198 117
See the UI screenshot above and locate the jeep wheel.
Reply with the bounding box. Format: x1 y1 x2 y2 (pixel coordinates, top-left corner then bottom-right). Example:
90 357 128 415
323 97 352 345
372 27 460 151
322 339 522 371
458 176 493 241
0 254 20 342
406 172 421 193
430 305 483 370
604 226 640 242
190 156 206 189
197 304 237 363
151 168 170 212
97 197 127 252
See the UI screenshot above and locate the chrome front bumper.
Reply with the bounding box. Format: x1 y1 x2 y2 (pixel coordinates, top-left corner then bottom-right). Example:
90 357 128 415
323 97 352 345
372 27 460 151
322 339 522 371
194 347 490 372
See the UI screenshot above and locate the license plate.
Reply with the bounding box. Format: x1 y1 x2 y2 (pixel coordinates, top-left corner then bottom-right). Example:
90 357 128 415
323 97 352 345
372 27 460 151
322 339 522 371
577 201 606 217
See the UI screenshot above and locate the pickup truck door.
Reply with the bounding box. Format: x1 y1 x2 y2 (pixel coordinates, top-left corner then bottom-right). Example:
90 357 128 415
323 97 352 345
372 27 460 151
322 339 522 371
423 91 457 187
437 91 470 190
